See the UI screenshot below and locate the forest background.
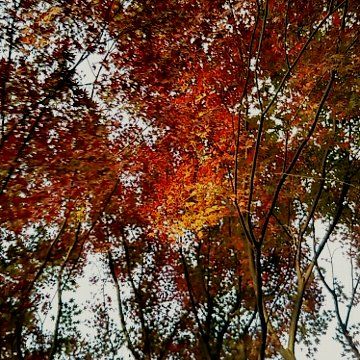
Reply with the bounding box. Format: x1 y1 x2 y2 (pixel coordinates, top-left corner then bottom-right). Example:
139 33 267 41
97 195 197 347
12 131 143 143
0 0 359 359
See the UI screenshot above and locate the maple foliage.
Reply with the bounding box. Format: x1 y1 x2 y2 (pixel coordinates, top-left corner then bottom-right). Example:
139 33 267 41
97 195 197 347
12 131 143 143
0 0 359 359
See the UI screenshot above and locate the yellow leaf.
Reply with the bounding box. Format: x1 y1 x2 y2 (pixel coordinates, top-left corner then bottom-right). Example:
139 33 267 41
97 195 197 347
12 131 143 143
43 6 62 22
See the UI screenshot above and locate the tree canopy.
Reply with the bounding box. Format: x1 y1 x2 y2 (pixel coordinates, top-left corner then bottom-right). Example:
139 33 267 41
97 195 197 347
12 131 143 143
0 0 359 359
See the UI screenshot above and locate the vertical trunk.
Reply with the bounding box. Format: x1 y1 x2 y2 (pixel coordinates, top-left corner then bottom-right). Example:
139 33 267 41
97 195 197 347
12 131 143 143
287 280 305 356
254 247 267 360
244 239 267 360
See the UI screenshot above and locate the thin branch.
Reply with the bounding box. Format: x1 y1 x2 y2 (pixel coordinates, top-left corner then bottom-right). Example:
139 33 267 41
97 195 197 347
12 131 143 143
247 1 346 228
283 0 291 70
26 217 69 296
179 247 213 359
295 148 330 278
287 173 350 354
122 237 151 359
260 71 335 245
49 222 81 359
316 259 360 359
108 250 141 360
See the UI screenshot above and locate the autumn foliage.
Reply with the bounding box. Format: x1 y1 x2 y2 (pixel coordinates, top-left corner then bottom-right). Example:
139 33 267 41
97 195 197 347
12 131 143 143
0 0 359 359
